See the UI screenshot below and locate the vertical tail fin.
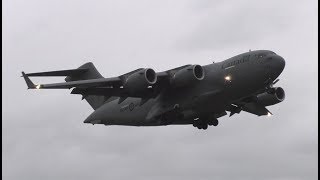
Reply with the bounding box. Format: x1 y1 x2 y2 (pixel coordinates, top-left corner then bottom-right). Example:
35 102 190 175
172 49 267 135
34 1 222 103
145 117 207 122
65 62 109 110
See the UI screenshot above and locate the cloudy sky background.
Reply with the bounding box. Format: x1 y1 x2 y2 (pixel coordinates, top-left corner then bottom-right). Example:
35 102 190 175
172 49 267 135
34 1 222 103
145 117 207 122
3 0 318 180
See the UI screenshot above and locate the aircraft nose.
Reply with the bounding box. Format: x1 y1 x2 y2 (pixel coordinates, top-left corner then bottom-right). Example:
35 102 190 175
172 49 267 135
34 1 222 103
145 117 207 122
267 55 285 79
275 55 285 72
273 56 286 76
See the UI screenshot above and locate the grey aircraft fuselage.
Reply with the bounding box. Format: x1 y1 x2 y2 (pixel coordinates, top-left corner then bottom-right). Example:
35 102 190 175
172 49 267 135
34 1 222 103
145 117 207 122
84 50 285 126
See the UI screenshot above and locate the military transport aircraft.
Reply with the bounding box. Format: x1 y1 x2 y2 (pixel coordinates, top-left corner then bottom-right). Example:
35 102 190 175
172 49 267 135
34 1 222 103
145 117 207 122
22 50 285 130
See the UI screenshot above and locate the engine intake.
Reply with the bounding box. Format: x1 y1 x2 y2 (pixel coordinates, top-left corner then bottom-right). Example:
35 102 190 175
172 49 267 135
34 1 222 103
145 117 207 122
257 87 285 106
170 65 205 87
124 68 157 93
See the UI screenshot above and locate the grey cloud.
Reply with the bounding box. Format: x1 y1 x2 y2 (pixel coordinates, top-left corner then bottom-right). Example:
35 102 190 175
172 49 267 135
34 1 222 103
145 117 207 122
178 0 302 51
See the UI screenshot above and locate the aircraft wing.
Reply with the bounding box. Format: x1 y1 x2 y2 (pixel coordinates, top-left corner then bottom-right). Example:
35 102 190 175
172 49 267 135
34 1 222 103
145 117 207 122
241 102 271 116
21 64 190 100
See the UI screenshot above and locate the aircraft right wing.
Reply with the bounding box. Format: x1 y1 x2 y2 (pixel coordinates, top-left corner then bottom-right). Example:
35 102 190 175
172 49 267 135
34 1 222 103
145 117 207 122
227 100 272 117
241 102 271 116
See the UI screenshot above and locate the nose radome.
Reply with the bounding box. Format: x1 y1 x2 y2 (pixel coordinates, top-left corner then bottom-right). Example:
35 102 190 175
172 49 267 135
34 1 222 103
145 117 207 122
268 55 285 80
278 56 285 68
276 55 285 73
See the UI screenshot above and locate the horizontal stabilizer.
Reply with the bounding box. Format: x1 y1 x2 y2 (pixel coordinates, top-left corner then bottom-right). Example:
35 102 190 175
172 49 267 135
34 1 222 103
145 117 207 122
25 68 88 77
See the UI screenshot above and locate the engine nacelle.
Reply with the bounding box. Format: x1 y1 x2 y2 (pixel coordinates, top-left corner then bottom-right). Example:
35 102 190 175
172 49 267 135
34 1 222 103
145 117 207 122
124 68 157 93
170 65 205 87
257 87 285 106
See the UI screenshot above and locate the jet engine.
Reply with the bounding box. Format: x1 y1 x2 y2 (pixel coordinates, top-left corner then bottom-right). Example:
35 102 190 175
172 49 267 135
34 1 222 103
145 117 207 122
256 87 285 106
124 68 157 93
170 65 205 87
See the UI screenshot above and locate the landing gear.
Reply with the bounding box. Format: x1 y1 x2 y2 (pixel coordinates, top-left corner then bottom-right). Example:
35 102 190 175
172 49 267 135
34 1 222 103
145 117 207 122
202 123 208 130
194 122 207 130
208 118 219 126
193 117 219 130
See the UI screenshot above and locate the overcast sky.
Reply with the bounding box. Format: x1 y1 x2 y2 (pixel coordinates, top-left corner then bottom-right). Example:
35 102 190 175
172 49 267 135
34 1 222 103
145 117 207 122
2 0 318 180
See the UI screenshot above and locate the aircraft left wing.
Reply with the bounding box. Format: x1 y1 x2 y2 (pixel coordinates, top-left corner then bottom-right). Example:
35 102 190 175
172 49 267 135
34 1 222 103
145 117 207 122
22 63 204 108
21 64 193 100
21 63 194 89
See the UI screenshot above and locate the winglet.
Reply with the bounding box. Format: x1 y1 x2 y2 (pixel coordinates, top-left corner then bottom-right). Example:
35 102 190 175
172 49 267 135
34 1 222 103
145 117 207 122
21 71 37 89
266 111 273 117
